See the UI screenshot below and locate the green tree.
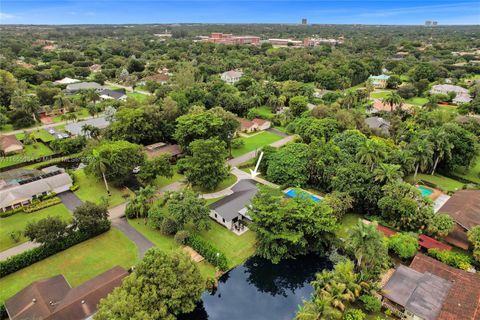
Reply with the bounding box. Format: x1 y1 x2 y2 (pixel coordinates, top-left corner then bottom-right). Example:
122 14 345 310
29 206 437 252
95 249 204 320
427 213 454 237
24 217 68 246
137 154 173 186
289 95 308 116
408 138 434 179
0 70 17 106
181 138 229 191
388 232 419 259
373 163 402 184
266 143 310 187
248 185 337 264
126 185 157 221
382 91 403 112
165 189 210 231
356 139 387 171
322 191 354 219
467 226 480 263
72 201 110 235
427 127 453 175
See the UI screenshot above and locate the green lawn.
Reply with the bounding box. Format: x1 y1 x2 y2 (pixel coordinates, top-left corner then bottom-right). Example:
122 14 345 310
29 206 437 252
127 92 149 103
52 108 90 123
73 169 133 208
0 143 54 169
454 154 480 184
437 105 458 116
370 90 392 99
154 167 184 189
129 217 257 279
250 106 275 119
336 213 362 240
0 204 72 251
231 131 282 157
405 97 428 106
0 229 138 304
406 173 464 193
192 173 237 193
16 129 55 143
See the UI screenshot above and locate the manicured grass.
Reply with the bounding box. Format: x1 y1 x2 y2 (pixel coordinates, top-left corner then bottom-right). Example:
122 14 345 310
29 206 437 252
128 216 257 279
437 105 458 116
231 131 282 157
0 229 138 304
405 97 428 106
370 90 392 99
406 173 464 193
73 169 133 208
0 143 54 169
250 106 275 119
336 213 362 240
0 204 72 251
154 167 184 189
16 129 55 143
0 124 14 133
454 154 480 184
400 75 410 82
127 92 149 103
192 173 237 193
51 108 90 123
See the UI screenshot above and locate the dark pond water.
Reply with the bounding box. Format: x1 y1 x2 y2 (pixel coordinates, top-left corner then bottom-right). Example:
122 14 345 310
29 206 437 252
181 253 331 320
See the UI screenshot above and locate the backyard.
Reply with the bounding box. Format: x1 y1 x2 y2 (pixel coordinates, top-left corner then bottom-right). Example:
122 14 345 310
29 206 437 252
454 154 480 184
127 92 149 103
0 229 138 304
406 173 464 193
0 142 54 169
249 106 275 119
154 166 184 189
0 203 71 251
405 97 428 106
16 129 55 143
231 131 282 157
73 169 133 208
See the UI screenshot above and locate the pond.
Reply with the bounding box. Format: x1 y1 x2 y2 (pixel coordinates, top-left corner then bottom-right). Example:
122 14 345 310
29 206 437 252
181 253 331 320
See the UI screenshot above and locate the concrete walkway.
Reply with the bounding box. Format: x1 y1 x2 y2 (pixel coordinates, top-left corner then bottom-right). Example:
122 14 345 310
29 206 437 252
434 194 451 213
111 218 154 258
0 241 40 261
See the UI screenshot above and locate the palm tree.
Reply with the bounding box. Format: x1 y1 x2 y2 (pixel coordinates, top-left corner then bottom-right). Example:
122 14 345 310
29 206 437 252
134 185 156 223
347 220 383 271
90 149 110 194
342 90 357 109
81 124 100 140
373 163 403 183
382 91 403 112
85 88 100 105
428 128 453 175
53 94 71 114
424 95 438 112
296 296 341 320
356 140 387 171
408 138 434 180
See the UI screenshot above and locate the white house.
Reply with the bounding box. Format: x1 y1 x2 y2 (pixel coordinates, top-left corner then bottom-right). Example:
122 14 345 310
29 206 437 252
221 70 243 84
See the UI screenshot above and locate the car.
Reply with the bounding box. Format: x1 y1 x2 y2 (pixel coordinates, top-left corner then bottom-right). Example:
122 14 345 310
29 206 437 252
61 133 69 138
57 134 64 139
132 166 141 174
49 129 55 134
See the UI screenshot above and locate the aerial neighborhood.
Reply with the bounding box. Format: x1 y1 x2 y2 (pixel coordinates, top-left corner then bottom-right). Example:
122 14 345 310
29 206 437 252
0 14 479 320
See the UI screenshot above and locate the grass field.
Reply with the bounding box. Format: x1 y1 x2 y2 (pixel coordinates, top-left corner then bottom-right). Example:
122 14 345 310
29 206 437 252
73 169 133 208
231 131 282 157
16 129 55 143
52 108 90 123
0 204 72 251
127 92 149 103
454 155 480 184
370 90 392 99
192 173 237 194
0 229 138 304
0 143 54 169
406 173 464 193
154 167 184 189
249 106 275 119
128 217 257 279
405 97 428 106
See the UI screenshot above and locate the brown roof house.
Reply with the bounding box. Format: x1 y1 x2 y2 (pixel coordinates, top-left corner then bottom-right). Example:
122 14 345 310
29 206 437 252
438 190 480 250
144 142 183 161
0 135 23 155
5 266 128 320
238 118 271 133
381 253 480 320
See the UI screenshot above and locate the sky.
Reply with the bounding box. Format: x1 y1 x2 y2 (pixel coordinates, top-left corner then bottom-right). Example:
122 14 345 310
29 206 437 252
0 0 479 25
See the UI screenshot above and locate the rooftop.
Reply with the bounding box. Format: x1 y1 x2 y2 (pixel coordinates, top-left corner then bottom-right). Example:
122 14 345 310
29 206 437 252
210 179 258 222
438 190 480 230
65 117 110 136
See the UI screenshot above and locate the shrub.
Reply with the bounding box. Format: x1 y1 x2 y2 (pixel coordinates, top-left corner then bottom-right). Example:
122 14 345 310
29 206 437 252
174 230 190 245
388 232 419 259
160 217 179 235
23 197 61 213
467 226 480 263
9 230 22 243
69 184 79 191
185 234 228 271
343 308 366 320
427 214 455 237
427 248 472 270
0 207 24 218
359 294 381 313
231 139 245 149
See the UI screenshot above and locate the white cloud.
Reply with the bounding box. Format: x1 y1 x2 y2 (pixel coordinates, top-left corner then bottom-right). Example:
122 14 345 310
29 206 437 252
0 12 16 20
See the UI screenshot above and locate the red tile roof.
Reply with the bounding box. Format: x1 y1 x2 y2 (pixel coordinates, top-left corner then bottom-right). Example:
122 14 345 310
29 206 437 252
376 225 397 237
410 253 480 320
252 118 270 126
418 234 452 251
239 118 255 129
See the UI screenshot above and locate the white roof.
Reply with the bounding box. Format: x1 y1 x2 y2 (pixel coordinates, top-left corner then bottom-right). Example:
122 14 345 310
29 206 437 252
430 84 469 94
54 77 80 85
221 70 243 79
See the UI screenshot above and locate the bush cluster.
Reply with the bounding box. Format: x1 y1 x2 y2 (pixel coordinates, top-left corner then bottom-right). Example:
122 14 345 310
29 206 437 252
23 197 61 213
185 234 228 271
358 294 382 313
427 248 472 270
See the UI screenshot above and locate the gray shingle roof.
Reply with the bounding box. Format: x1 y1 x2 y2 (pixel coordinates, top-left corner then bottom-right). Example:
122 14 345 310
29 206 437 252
65 117 110 136
65 82 103 92
210 179 258 222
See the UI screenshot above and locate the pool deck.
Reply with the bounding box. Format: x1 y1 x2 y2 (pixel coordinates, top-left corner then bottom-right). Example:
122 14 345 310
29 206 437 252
284 187 323 201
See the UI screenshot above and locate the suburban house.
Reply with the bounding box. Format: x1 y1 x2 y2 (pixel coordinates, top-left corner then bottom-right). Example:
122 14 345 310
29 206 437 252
381 253 480 320
138 69 171 85
53 77 80 85
0 135 23 155
89 64 102 73
238 118 271 133
368 74 390 89
221 70 243 84
144 142 183 161
368 99 412 113
65 117 110 136
303 37 344 46
437 190 480 250
209 179 258 231
65 82 104 94
203 33 260 45
99 89 128 101
5 266 128 320
365 116 391 136
430 84 472 105
268 38 303 47
0 168 72 212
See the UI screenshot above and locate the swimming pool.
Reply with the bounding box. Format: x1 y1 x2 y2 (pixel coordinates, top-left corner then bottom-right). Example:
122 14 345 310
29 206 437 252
285 188 322 202
418 186 433 197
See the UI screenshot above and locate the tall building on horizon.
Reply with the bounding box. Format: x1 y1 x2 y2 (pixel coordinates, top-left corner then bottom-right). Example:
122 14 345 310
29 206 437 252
301 18 307 25
425 20 438 26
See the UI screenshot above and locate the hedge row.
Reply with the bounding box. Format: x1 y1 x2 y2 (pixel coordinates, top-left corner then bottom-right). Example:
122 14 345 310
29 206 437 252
185 234 229 271
427 248 472 271
23 197 61 213
0 227 109 278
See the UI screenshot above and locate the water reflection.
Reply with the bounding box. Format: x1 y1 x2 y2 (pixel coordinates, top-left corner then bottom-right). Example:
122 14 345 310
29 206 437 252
181 254 331 320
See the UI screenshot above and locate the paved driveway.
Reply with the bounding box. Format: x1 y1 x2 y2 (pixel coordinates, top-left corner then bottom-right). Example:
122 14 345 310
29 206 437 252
112 218 154 258
58 191 83 212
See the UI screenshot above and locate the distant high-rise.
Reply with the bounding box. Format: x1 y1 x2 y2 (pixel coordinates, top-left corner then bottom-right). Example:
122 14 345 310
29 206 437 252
301 18 307 25
425 20 438 26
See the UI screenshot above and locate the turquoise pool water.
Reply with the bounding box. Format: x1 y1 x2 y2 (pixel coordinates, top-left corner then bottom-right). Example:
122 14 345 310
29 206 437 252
418 186 433 197
285 189 322 202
